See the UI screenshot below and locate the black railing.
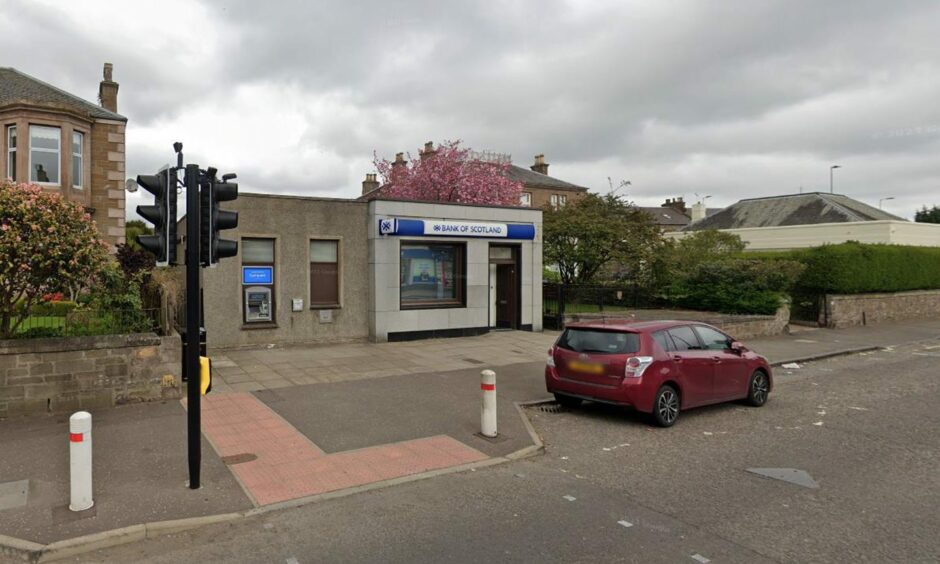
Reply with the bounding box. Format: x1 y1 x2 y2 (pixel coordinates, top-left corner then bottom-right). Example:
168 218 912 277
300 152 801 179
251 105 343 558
8 308 159 339
543 283 661 330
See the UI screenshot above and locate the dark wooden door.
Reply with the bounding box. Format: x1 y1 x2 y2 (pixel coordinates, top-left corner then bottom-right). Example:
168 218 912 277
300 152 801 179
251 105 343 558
496 263 517 328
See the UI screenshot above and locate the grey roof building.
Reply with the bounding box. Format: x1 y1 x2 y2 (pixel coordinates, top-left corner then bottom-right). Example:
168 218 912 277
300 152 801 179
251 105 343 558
683 192 906 231
0 67 126 121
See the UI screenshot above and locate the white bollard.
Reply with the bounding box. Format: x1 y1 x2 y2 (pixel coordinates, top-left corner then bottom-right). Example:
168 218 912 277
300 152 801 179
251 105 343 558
69 411 94 512
480 369 497 438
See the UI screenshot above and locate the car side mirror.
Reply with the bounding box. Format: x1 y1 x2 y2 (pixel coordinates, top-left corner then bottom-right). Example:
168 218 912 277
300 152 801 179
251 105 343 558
730 341 745 354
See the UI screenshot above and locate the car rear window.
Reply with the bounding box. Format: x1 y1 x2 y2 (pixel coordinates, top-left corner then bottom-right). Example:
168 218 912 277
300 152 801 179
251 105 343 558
556 329 640 355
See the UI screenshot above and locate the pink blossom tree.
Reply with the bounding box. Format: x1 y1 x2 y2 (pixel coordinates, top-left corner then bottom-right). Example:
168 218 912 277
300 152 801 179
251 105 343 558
372 140 523 205
0 180 108 337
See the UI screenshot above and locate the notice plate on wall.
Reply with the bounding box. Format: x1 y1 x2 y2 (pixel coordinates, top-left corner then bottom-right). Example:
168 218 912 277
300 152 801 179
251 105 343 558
292 298 304 312
319 309 333 323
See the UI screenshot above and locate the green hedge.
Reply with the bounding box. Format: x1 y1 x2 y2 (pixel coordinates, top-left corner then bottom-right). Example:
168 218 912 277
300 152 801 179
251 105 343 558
745 243 940 294
669 259 804 315
31 300 79 316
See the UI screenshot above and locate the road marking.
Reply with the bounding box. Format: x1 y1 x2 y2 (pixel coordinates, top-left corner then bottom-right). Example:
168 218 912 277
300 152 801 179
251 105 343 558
690 554 710 563
617 520 633 528
813 421 824 426
286 558 299 564
563 495 577 501
848 406 869 411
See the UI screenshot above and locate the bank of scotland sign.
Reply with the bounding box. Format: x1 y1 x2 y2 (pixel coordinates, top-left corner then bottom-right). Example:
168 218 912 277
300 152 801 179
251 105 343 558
377 217 535 240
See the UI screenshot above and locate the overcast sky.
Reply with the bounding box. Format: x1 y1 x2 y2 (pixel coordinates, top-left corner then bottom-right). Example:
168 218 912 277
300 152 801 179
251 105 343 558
2 0 938 220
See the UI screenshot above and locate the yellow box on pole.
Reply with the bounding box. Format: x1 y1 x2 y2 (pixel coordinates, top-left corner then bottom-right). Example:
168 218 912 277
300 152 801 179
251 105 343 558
199 356 212 395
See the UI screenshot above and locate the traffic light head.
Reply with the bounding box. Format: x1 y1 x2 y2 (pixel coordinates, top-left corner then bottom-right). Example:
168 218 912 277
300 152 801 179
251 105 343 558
134 168 177 265
199 169 239 266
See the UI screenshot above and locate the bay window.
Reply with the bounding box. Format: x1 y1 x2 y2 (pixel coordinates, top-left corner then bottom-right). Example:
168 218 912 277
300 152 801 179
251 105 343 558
29 125 60 184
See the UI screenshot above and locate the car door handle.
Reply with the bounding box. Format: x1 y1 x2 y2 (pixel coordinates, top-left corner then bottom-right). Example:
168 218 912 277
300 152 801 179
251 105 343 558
672 355 683 362
712 356 721 363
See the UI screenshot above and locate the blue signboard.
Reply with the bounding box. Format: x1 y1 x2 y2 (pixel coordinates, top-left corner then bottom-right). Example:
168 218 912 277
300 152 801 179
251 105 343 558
242 266 273 285
378 217 536 240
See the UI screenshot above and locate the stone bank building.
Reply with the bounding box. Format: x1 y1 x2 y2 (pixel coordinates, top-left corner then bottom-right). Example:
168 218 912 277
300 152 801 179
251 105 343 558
199 195 543 348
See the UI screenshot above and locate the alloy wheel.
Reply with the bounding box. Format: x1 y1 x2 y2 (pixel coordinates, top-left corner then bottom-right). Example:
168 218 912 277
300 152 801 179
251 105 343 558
658 389 679 424
752 373 769 404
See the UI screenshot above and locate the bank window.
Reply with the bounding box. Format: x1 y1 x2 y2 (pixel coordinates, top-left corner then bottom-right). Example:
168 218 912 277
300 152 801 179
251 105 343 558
400 242 465 309
520 192 532 207
29 125 60 184
5 126 15 181
310 239 339 308
242 238 275 324
72 131 84 189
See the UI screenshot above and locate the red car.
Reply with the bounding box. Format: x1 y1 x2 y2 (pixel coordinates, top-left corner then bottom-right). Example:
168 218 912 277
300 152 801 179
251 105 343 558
545 320 772 427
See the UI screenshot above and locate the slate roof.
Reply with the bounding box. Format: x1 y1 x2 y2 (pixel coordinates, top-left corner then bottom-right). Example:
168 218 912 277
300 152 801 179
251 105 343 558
506 165 587 192
0 67 126 121
683 192 907 231
640 206 691 226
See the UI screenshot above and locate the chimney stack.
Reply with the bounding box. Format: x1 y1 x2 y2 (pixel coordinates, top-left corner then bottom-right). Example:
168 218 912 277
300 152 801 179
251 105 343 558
663 196 686 214
690 202 707 223
530 154 549 175
361 173 380 195
392 152 407 170
419 141 437 160
98 62 118 113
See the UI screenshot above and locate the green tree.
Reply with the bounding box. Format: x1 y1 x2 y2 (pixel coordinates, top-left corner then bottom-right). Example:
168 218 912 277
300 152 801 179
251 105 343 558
543 193 661 285
915 205 940 224
0 180 108 337
671 229 746 273
125 219 154 251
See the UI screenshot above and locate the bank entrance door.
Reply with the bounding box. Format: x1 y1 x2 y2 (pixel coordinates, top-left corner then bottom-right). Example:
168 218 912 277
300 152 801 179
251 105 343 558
489 245 520 329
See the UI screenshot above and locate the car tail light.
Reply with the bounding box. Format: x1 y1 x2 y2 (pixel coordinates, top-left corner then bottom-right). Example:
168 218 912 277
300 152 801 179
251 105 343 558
546 347 556 367
624 356 653 378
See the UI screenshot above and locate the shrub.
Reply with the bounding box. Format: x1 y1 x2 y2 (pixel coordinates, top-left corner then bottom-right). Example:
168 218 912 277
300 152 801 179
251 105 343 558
31 300 78 316
672 259 804 315
18 326 65 339
796 242 940 294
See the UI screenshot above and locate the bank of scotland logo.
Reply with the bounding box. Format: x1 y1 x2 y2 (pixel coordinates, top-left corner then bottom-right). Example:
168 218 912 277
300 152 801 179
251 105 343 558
379 218 395 235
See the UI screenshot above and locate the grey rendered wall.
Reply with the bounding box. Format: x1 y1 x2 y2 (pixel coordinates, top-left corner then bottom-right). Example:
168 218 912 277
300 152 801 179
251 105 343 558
368 200 542 341
201 194 370 349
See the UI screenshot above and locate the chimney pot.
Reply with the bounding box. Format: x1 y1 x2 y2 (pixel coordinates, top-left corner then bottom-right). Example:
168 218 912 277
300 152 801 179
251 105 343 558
98 62 118 113
530 154 549 175
361 172 380 195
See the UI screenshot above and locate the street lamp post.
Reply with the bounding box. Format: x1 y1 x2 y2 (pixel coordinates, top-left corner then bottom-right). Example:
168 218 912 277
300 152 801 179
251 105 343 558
879 196 895 209
829 165 841 194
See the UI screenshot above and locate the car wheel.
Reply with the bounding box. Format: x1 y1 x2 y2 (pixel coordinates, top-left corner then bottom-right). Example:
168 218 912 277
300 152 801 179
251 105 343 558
554 393 582 408
746 370 770 407
652 385 680 427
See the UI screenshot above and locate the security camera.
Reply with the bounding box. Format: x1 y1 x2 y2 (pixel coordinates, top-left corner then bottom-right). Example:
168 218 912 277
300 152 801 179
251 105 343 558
125 178 137 193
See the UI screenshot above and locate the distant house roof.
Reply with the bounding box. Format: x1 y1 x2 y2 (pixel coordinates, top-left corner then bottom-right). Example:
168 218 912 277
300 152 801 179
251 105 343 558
683 192 907 232
0 67 126 121
640 206 691 227
507 165 587 192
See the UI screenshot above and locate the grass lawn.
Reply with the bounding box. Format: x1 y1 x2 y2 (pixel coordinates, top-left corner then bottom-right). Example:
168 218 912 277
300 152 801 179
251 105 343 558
15 315 67 333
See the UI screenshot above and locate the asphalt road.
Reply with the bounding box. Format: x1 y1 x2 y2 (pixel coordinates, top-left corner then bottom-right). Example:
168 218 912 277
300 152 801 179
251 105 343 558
71 341 940 563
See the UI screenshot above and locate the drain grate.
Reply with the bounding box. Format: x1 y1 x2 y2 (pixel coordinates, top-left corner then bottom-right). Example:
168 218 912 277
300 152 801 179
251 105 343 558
222 453 258 465
531 402 565 413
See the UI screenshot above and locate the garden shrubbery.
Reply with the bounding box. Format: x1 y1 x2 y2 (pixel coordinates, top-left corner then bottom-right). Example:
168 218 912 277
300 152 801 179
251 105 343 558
668 259 804 315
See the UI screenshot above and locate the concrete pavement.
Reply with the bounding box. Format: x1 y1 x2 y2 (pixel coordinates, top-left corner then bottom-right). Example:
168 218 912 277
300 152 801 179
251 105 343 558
2 319 940 559
67 339 940 563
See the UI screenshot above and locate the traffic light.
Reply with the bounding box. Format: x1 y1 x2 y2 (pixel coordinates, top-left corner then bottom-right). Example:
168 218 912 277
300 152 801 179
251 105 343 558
135 168 177 265
199 169 238 266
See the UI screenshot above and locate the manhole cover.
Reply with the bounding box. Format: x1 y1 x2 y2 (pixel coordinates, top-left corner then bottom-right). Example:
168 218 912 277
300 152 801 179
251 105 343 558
0 480 28 511
222 453 258 465
462 358 484 365
531 403 565 413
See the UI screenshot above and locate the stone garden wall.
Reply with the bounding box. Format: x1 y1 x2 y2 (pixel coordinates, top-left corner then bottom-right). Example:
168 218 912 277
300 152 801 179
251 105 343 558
0 333 181 418
823 290 940 328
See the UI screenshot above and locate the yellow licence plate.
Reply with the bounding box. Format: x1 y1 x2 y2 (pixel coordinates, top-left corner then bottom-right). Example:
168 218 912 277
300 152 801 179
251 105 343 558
569 360 605 374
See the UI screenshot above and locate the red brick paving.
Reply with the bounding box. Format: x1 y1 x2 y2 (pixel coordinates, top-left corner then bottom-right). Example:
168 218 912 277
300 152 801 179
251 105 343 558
186 393 488 506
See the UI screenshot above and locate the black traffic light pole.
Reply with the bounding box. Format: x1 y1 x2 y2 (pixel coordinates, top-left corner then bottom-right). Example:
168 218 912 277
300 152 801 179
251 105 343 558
184 163 202 489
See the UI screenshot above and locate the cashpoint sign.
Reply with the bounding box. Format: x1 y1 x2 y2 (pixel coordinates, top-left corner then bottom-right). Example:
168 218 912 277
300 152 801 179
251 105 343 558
242 266 273 285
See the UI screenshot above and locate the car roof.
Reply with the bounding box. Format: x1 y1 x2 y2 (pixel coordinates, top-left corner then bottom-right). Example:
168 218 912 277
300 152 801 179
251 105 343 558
565 319 709 333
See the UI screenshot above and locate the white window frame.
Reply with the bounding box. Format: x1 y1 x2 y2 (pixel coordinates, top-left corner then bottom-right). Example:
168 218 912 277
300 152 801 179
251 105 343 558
559 194 567 208
5 125 14 181
71 131 84 189
520 192 532 207
29 125 61 186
